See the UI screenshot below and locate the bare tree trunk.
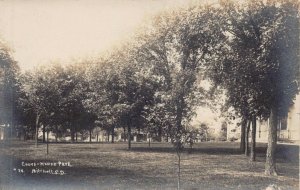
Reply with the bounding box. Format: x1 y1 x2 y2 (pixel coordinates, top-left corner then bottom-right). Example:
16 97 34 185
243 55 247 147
75 132 78 142
70 125 75 143
18 128 21 141
148 133 151 147
250 116 256 161
96 133 99 142
23 130 26 141
240 118 246 152
128 124 131 150
89 127 92 143
123 126 126 142
245 120 250 156
265 106 278 176
158 126 162 142
177 152 181 190
35 113 40 147
42 125 45 143
111 126 115 143
55 126 58 143
46 131 49 155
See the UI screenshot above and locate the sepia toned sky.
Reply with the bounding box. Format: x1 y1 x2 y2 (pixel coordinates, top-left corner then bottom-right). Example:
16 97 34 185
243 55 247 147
0 0 215 71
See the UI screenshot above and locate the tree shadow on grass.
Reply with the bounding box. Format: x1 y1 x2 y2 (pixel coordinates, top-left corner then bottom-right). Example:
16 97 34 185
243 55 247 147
0 155 173 190
276 144 299 163
127 146 246 155
127 144 298 162
254 144 299 164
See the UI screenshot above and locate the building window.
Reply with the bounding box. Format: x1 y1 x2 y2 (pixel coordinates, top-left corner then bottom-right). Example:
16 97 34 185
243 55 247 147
280 117 287 130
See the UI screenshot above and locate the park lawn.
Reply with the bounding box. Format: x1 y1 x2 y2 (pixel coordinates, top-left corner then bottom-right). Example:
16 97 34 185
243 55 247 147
0 141 298 190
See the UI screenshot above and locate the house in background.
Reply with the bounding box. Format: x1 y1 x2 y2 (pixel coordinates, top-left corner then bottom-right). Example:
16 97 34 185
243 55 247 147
226 94 300 143
257 94 300 143
226 118 241 142
0 124 12 141
0 125 5 140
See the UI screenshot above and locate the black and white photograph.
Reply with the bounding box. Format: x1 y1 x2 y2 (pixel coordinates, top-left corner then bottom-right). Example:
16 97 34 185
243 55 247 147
0 0 299 189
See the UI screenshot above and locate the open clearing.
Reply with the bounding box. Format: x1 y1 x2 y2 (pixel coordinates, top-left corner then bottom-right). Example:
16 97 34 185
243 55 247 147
0 141 298 190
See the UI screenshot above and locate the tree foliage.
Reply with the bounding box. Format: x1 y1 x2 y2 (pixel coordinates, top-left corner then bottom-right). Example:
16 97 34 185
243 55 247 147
0 41 19 127
208 0 299 175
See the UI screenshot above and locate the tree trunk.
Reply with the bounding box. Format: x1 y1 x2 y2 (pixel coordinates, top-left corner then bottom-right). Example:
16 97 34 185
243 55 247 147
111 126 115 143
89 127 92 143
148 133 151 147
71 125 75 143
35 113 40 147
128 124 131 149
55 126 58 143
46 131 49 155
158 126 162 142
240 118 246 152
75 132 78 142
96 133 99 142
42 125 46 143
265 106 278 176
23 130 26 141
123 126 126 142
107 130 110 142
18 128 21 140
177 152 181 190
250 116 256 161
245 120 250 156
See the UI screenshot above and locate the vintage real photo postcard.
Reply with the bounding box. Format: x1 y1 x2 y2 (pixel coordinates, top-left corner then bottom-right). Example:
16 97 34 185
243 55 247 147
0 0 299 189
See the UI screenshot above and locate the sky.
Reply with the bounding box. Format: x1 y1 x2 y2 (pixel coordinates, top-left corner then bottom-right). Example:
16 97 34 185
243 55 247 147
0 0 213 71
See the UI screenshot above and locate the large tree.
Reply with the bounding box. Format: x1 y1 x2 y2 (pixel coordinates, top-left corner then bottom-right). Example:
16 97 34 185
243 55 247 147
139 4 226 147
19 64 65 145
86 46 158 148
0 41 19 135
134 6 227 188
209 0 299 175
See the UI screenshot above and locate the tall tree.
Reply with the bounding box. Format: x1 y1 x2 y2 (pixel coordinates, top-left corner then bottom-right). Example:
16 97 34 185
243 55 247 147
19 64 65 145
135 6 227 188
59 64 89 142
85 40 159 149
0 41 19 137
209 0 299 175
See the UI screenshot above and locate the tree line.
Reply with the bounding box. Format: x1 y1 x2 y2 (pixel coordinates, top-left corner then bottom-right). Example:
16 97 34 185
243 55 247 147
0 0 299 176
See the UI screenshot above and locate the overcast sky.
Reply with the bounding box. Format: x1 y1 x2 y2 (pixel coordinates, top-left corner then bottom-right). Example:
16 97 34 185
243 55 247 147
0 0 213 71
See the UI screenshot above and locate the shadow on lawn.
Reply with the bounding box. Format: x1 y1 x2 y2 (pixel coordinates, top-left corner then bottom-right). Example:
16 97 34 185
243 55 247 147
128 144 299 163
275 144 299 163
1 141 298 190
1 156 171 190
129 146 243 155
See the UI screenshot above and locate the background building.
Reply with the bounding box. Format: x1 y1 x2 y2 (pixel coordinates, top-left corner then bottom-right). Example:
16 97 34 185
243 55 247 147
257 94 300 143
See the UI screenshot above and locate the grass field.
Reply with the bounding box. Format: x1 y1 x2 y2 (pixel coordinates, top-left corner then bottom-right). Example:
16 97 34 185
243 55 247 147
0 140 298 190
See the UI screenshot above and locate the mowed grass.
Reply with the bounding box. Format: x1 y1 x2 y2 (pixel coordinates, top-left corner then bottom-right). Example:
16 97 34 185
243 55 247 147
0 140 298 190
